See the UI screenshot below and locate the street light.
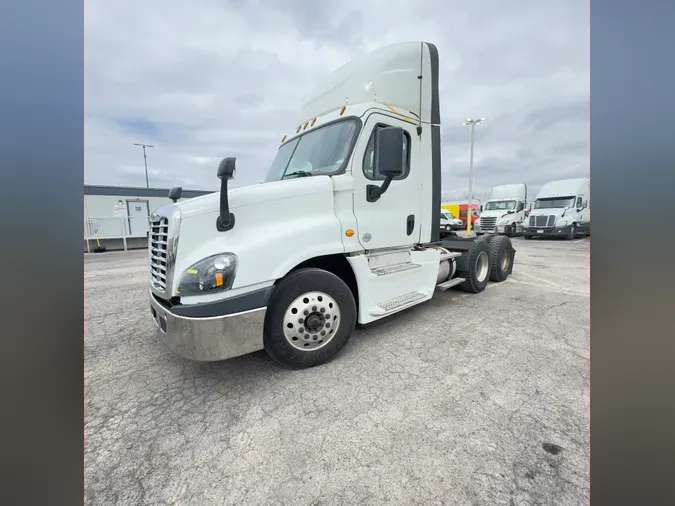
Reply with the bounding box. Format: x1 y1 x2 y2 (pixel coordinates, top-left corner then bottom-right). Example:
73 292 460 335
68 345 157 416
462 117 486 236
133 143 155 188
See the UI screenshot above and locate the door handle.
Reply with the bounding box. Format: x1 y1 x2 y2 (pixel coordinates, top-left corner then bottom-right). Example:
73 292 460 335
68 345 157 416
406 215 415 236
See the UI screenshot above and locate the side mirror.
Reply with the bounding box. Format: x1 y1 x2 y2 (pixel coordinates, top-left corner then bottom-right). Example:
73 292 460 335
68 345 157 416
216 157 237 232
480 205 483 213
367 127 405 202
168 186 182 203
375 127 405 177
217 157 236 180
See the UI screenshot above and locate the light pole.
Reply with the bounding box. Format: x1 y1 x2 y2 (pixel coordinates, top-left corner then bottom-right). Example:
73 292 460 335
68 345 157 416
133 143 154 188
462 117 486 236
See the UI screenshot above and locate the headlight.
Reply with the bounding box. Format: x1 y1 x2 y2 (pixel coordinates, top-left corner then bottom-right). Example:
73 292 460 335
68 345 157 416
498 218 510 225
557 220 568 227
177 253 238 296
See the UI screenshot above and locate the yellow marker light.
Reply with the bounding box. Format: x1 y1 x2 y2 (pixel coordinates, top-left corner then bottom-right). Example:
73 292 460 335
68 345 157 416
310 118 317 126
339 106 347 116
345 229 355 237
281 135 287 142
296 125 302 133
303 122 309 130
215 272 224 287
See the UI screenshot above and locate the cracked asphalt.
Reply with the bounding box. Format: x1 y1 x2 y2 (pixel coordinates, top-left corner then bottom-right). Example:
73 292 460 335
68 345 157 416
85 236 590 505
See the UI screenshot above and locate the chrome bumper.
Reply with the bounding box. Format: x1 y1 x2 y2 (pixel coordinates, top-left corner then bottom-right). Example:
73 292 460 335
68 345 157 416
149 291 266 362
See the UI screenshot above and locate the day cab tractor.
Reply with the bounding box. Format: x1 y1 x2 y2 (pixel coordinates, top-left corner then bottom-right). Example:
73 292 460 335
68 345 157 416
148 42 517 369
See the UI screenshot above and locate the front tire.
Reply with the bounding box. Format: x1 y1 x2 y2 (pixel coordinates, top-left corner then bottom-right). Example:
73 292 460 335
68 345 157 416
264 268 357 369
565 224 577 240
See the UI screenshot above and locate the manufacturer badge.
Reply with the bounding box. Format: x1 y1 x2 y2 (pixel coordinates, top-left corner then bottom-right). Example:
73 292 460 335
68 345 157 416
362 233 372 242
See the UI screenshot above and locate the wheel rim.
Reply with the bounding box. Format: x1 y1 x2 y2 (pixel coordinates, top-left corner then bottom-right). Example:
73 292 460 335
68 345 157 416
501 248 510 271
476 251 489 283
282 291 341 351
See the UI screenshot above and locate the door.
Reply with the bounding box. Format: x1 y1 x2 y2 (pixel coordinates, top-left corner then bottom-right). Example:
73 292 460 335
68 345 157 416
127 200 150 236
351 113 422 250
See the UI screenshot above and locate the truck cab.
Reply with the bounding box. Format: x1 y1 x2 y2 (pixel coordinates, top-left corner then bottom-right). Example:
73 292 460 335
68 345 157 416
475 184 527 237
522 178 590 240
147 42 517 369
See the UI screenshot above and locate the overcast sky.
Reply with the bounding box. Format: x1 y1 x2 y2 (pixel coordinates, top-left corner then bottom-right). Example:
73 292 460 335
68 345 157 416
85 0 588 201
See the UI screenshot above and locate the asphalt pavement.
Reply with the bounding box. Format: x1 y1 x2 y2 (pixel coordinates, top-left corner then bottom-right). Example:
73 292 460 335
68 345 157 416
85 235 590 505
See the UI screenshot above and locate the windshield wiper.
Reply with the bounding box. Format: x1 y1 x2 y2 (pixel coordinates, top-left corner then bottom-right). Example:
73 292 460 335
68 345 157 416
283 170 313 179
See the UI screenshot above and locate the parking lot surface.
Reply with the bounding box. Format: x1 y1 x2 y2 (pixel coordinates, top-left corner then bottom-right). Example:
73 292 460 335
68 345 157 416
85 236 590 505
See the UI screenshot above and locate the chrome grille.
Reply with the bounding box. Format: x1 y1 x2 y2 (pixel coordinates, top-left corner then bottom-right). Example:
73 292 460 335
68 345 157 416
530 215 556 227
480 217 497 231
149 217 169 291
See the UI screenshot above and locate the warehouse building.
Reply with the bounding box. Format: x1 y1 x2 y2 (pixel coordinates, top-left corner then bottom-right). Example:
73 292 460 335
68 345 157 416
84 185 213 252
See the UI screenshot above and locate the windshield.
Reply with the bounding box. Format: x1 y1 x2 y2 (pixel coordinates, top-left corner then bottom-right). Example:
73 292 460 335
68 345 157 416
484 200 516 211
534 197 575 209
441 211 456 220
264 119 359 182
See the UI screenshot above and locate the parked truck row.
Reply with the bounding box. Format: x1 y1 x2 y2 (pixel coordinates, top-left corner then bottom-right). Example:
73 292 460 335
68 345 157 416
148 42 517 369
471 178 590 240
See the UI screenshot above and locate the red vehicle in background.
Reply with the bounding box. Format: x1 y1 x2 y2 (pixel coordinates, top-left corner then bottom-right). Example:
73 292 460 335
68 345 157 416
458 203 480 229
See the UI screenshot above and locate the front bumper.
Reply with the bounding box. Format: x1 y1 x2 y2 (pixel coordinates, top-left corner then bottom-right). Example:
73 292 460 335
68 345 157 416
522 225 572 237
149 291 267 362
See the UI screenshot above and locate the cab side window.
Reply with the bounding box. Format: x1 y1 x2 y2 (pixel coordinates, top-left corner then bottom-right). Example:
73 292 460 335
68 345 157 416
576 197 582 208
363 124 411 181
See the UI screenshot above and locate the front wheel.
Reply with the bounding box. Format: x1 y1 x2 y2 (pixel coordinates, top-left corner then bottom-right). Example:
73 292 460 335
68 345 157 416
566 224 577 240
263 268 357 369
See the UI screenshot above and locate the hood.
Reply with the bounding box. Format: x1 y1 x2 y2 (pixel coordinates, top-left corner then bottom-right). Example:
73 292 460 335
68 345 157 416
175 176 335 218
529 208 568 218
479 210 515 219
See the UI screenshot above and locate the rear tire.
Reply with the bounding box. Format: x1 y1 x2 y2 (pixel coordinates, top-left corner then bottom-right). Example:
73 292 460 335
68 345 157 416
456 240 492 293
263 268 357 369
488 236 514 282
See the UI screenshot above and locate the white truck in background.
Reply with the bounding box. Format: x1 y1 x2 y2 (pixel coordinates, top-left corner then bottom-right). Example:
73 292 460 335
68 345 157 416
522 178 590 240
147 42 517 369
474 184 528 237
440 210 463 233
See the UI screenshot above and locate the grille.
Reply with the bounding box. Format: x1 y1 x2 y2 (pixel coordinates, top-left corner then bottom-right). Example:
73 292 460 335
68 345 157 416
530 215 555 227
480 217 497 230
149 217 169 291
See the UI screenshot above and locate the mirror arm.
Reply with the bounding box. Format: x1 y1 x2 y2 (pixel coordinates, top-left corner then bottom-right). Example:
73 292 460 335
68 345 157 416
366 174 394 203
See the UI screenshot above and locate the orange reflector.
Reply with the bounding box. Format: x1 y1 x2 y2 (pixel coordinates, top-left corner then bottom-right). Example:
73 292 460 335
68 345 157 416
303 122 309 130
215 272 223 287
310 118 317 126
345 229 355 237
281 135 287 142
340 106 346 116
296 125 301 133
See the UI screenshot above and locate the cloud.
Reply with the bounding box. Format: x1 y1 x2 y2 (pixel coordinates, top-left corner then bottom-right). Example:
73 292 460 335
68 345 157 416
85 0 588 194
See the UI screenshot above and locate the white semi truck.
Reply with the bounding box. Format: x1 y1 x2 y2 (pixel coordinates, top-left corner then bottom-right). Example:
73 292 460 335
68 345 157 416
522 178 590 240
148 42 517 369
474 183 528 237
